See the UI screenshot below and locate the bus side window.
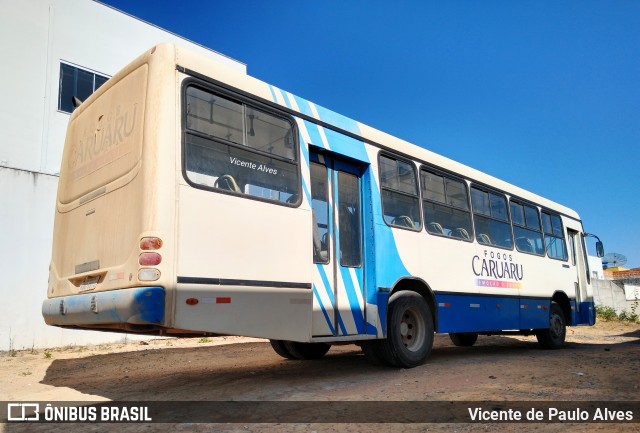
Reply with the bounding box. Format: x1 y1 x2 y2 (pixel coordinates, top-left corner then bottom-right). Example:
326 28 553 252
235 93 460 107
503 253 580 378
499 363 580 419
310 162 330 264
379 155 421 230
471 187 513 249
184 85 300 205
421 168 472 241
542 211 568 260
510 201 544 255
338 172 361 267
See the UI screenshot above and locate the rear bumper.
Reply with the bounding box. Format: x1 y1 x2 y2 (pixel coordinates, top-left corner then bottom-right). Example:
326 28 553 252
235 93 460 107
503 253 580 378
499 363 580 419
42 287 165 327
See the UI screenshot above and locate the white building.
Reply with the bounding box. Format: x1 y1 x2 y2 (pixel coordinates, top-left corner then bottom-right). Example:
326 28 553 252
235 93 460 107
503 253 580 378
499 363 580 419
0 0 245 350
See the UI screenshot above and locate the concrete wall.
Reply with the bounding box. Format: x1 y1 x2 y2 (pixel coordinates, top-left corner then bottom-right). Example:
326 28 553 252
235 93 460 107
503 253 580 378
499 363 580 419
593 278 638 315
623 282 640 302
0 1 245 350
0 168 146 349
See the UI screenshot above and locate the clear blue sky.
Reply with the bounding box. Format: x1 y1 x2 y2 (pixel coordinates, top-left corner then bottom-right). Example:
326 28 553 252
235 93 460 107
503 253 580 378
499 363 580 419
102 0 639 268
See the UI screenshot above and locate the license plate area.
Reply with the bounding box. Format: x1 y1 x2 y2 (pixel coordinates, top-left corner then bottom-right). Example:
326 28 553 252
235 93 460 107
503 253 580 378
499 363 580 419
79 276 100 292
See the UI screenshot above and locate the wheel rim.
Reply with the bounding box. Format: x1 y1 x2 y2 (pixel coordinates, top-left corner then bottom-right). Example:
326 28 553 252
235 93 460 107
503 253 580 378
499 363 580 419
399 306 425 352
550 313 564 339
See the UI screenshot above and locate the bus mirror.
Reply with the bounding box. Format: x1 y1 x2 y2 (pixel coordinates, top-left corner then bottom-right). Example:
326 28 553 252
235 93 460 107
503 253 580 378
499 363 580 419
595 241 604 258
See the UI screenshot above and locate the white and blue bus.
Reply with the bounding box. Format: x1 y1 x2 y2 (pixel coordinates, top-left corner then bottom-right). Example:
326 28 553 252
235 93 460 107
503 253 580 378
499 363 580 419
43 44 604 367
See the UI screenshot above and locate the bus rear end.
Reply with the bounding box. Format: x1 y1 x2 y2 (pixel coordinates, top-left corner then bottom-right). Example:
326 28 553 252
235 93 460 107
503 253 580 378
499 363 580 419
43 47 175 334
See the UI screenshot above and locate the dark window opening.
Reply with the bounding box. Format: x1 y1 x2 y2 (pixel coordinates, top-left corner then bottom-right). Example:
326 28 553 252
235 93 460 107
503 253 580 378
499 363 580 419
58 63 109 113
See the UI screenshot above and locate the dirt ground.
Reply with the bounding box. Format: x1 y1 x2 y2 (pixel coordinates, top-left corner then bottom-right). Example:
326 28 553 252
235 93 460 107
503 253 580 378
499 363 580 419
1 320 639 432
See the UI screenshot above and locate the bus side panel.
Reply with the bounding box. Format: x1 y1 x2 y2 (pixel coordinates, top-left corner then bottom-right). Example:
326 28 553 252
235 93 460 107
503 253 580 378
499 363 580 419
174 185 313 341
173 285 311 341
436 293 520 333
571 301 596 326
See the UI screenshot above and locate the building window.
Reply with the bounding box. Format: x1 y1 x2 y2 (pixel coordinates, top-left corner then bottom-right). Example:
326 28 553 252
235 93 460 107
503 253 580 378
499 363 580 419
58 63 109 113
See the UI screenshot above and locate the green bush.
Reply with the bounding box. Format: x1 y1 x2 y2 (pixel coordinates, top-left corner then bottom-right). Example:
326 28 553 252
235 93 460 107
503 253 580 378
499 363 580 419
595 305 618 321
596 304 640 324
618 310 639 324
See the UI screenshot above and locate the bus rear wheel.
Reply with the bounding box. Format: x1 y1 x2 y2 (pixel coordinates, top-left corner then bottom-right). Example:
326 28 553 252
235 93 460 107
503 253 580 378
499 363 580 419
370 291 434 368
536 302 566 349
449 332 478 347
269 339 297 360
270 340 331 360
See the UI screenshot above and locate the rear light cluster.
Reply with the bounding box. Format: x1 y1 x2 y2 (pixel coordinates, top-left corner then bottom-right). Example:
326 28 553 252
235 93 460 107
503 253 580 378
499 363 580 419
139 237 162 281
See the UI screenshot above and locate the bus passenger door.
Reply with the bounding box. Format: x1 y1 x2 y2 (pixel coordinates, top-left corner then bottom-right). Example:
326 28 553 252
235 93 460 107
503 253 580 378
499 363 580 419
310 153 366 337
568 229 588 322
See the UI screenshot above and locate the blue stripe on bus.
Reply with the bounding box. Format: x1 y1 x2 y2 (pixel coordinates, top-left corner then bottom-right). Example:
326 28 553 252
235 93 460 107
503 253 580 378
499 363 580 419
299 134 310 165
377 292 390 336
305 120 328 150
339 267 365 334
292 94 315 118
316 263 348 336
313 284 336 335
314 104 361 137
323 128 369 162
368 179 411 288
281 90 293 109
267 85 279 104
301 178 311 203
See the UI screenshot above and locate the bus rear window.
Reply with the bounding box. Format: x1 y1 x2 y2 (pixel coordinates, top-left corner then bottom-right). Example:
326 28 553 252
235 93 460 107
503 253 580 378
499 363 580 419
184 84 299 204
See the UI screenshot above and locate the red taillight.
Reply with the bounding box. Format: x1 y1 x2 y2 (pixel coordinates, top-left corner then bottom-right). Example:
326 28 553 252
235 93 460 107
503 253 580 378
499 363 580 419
140 237 163 250
139 252 162 266
186 298 199 305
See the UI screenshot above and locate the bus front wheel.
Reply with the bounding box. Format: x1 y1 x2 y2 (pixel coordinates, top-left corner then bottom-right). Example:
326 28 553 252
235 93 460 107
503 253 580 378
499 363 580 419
373 291 434 368
536 302 566 349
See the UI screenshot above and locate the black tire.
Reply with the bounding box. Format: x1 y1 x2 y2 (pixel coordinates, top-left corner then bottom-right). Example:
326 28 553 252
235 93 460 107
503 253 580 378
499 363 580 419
375 291 434 368
360 340 389 366
536 302 566 349
449 332 478 347
269 340 297 360
283 341 331 360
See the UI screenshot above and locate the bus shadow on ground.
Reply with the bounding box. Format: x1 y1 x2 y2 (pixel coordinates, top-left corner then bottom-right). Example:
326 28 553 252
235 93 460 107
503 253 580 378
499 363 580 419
614 328 640 340
38 333 637 402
